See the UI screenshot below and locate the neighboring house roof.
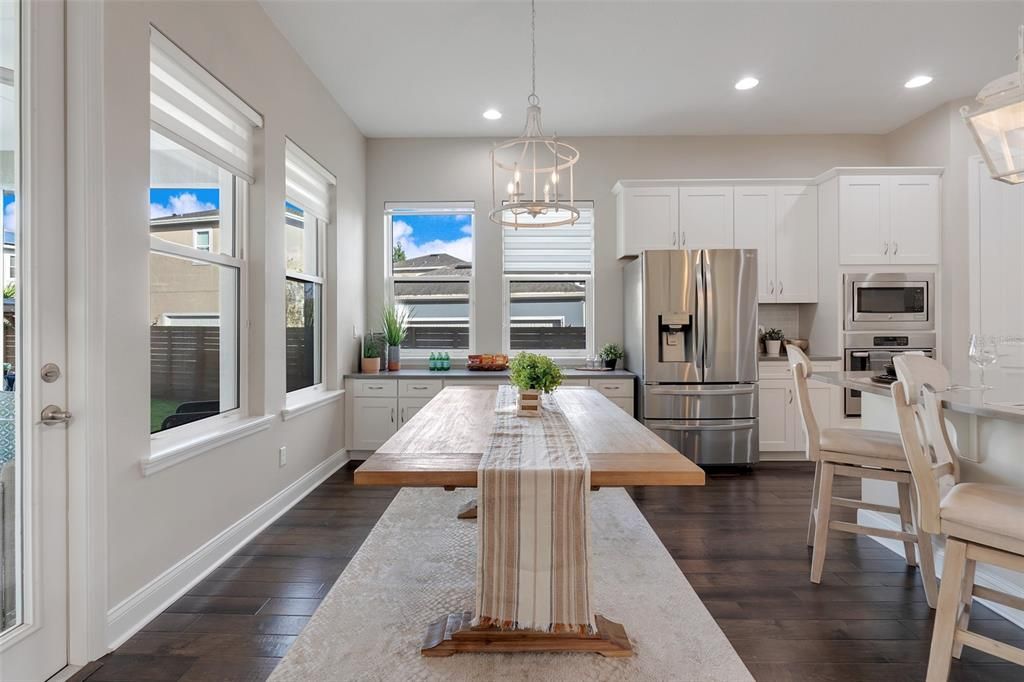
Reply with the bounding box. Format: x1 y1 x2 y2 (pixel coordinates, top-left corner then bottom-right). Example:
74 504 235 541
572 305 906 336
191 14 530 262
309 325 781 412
149 209 219 231
393 253 468 272
395 279 582 299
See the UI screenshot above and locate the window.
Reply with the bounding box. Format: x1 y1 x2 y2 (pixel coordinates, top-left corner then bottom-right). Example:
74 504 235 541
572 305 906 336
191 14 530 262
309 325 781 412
386 202 474 354
149 27 262 437
284 139 335 395
502 204 595 357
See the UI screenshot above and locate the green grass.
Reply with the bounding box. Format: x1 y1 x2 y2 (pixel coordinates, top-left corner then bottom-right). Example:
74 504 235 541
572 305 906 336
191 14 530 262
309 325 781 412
150 399 182 434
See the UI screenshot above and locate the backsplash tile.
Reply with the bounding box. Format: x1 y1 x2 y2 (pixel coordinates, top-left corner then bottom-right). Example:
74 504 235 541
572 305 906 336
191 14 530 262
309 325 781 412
759 304 801 339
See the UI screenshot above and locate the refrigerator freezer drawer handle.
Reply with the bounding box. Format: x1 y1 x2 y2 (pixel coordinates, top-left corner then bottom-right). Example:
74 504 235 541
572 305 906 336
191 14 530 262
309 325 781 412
654 421 756 432
649 386 756 396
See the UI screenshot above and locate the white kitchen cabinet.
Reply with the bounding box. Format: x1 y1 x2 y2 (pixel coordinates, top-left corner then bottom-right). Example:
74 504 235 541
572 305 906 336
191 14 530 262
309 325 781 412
758 380 795 451
680 186 734 249
734 186 776 302
733 185 817 303
616 186 679 258
890 175 940 264
838 174 940 265
399 397 432 426
775 186 818 303
351 397 397 450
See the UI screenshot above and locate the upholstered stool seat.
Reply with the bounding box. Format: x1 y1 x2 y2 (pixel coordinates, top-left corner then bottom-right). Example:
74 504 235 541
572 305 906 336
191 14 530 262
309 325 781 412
820 428 906 461
940 483 1024 557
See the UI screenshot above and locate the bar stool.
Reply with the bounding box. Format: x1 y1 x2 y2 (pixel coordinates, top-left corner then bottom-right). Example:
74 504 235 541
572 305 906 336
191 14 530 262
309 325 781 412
786 346 938 605
892 355 1024 681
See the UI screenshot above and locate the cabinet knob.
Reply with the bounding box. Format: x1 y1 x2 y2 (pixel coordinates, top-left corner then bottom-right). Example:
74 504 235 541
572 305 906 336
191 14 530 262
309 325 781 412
883 241 889 255
769 280 774 295
779 281 784 296
672 232 677 246
893 241 899 255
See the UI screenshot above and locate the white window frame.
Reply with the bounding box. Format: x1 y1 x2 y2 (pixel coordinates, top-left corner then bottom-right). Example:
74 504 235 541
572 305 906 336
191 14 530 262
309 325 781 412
148 164 252 460
502 273 595 359
385 202 476 358
284 203 328 401
192 228 211 252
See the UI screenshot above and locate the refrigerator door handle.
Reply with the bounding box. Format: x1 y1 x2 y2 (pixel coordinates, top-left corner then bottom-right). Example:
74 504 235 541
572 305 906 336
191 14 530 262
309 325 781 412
694 250 706 378
649 385 755 396
653 420 757 432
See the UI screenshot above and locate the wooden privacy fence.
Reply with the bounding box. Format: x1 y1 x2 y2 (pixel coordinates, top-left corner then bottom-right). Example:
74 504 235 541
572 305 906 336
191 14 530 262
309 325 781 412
402 326 585 351
151 326 317 400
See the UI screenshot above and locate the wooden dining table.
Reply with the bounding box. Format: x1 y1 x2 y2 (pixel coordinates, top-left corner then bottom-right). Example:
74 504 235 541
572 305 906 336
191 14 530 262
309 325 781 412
354 385 705 656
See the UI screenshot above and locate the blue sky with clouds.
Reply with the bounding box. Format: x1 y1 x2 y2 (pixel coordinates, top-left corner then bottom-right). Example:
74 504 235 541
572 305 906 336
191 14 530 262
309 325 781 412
3 191 14 245
393 213 473 262
149 188 219 219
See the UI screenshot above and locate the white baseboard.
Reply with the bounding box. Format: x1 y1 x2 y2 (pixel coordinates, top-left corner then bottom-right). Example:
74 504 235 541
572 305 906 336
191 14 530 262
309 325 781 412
858 509 1024 631
105 449 349 650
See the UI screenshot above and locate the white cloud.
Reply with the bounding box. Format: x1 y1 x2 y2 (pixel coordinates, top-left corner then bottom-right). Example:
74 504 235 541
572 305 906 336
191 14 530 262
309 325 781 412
3 200 14 233
150 192 217 219
393 219 473 263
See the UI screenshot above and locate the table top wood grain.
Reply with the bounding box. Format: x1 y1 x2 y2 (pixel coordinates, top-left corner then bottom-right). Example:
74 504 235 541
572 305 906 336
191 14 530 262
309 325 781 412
355 386 705 488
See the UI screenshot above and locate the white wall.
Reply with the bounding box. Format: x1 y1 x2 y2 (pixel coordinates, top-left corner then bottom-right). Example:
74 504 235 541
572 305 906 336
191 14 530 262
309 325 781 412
99 0 365 614
366 135 887 353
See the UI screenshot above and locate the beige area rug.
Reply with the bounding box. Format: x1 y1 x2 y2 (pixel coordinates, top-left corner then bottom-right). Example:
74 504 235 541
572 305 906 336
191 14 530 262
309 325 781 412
269 487 752 682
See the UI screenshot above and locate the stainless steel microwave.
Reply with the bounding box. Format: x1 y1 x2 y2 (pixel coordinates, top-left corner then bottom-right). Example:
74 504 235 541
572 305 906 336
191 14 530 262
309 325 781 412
844 273 934 331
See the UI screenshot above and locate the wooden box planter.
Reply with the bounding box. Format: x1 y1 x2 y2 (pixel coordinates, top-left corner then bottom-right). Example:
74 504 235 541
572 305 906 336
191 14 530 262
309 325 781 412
516 389 542 417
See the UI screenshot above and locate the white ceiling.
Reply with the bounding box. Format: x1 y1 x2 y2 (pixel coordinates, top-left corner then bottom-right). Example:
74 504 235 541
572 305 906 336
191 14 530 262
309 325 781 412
260 0 1024 138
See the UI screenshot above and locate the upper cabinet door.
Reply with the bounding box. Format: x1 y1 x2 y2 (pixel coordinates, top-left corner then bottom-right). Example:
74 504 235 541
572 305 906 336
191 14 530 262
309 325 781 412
890 175 940 264
733 186 776 302
680 186 734 249
839 176 890 265
775 186 818 303
617 187 680 258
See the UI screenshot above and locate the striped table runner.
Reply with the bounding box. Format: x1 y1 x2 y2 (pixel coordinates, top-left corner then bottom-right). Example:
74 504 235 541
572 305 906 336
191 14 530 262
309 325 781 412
474 385 595 634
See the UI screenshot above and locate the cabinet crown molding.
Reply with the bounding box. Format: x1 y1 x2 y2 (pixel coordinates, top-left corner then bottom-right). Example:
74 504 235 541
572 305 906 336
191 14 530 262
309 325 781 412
812 166 944 184
613 167 945 194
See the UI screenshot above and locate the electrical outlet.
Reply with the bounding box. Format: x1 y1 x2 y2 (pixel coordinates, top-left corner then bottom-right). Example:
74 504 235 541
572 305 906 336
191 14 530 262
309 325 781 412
278 446 287 467
352 323 360 340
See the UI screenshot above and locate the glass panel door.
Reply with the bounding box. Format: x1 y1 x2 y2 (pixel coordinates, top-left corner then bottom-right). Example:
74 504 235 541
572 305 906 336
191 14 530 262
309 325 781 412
0 0 68 678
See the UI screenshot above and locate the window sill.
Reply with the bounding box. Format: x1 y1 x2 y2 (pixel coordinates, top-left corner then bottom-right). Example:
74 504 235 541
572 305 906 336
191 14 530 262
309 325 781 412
142 414 274 477
281 388 345 421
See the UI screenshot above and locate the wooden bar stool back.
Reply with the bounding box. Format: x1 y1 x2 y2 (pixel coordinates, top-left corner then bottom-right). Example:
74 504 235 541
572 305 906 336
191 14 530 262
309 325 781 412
892 357 1024 681
787 346 938 606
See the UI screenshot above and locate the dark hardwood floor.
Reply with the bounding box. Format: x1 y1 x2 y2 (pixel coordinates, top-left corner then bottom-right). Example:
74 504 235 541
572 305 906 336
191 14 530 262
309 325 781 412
71 461 1023 681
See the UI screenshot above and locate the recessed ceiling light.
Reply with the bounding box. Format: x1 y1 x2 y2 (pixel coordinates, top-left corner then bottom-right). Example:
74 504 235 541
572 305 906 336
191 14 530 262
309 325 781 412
482 108 502 120
734 77 759 91
904 75 933 89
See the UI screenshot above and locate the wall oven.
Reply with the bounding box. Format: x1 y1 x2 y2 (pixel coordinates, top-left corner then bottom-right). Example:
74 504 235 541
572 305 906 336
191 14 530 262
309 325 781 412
844 273 934 331
843 332 935 417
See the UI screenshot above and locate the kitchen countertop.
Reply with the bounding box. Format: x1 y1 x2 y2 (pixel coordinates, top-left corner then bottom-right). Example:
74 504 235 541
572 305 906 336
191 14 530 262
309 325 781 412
759 353 842 362
345 368 637 380
812 370 1024 424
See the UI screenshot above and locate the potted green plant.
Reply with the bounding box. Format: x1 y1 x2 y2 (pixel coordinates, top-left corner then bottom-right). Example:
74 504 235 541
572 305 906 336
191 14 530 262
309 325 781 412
599 343 625 370
380 304 410 371
361 336 382 374
508 352 564 417
762 327 785 356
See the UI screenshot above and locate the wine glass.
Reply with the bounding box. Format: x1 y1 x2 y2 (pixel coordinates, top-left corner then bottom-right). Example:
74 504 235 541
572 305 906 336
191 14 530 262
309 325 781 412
968 334 998 389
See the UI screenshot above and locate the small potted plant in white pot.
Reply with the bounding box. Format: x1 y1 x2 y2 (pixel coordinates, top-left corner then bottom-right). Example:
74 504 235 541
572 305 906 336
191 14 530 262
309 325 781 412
380 303 409 371
599 343 625 370
507 352 563 417
762 327 785 356
361 336 381 374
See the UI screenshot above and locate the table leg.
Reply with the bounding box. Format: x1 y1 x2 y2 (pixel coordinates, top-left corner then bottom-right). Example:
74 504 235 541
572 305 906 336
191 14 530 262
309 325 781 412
456 499 477 519
421 612 633 657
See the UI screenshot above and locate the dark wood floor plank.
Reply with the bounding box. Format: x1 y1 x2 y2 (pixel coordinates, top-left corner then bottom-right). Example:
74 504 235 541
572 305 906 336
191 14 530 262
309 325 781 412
70 460 1021 682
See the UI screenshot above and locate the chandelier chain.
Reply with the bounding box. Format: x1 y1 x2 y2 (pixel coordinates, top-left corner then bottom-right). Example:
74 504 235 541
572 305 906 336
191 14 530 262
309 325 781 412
530 0 536 101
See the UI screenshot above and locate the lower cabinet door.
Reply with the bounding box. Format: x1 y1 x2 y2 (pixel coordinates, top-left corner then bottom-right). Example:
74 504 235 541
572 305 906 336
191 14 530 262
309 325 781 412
758 380 794 451
399 397 432 426
352 397 398 450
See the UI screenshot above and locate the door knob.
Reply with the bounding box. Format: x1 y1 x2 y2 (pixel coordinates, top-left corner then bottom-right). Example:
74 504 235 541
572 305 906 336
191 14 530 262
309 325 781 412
40 405 72 426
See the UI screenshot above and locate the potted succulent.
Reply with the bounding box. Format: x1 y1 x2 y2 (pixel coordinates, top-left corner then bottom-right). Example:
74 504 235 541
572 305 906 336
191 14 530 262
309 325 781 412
380 303 410 371
361 336 381 374
599 343 625 370
507 352 564 417
762 327 785 356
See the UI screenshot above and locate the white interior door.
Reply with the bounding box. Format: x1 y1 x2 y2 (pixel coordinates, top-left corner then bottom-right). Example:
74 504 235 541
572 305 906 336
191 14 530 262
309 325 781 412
0 1 69 680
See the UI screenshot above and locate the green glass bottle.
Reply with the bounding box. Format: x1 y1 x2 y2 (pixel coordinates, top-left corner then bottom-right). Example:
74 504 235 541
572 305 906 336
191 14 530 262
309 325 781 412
429 352 437 371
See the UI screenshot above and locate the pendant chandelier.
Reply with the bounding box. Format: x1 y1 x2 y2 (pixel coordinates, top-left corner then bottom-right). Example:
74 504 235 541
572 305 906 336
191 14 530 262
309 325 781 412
489 0 580 228
962 25 1024 184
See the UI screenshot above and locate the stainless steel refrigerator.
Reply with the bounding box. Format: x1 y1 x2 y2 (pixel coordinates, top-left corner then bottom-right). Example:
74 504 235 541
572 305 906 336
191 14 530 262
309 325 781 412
624 249 759 466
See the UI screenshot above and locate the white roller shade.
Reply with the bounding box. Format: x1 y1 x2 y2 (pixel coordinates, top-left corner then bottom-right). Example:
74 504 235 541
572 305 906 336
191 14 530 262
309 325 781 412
502 206 594 273
286 140 335 220
150 27 263 182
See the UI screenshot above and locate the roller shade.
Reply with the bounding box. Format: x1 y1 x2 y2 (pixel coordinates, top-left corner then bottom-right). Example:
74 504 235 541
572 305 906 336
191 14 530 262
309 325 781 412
286 140 335 220
502 206 594 274
150 27 263 182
